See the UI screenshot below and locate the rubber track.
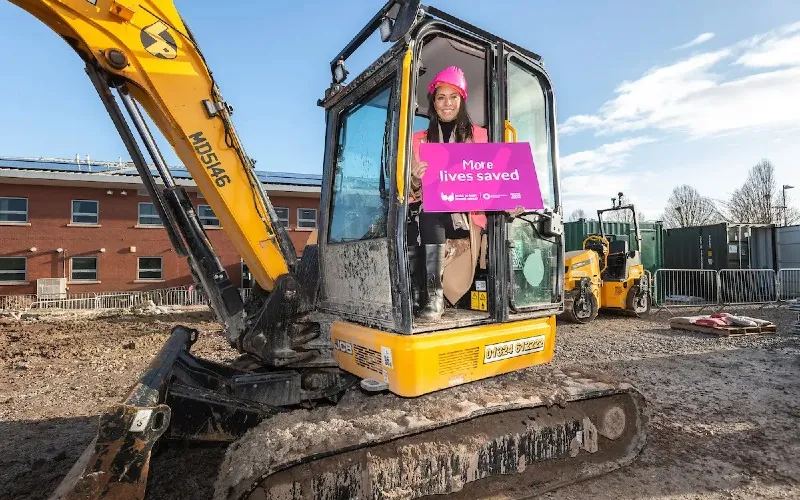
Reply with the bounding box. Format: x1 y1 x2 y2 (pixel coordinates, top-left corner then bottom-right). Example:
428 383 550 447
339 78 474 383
213 365 648 500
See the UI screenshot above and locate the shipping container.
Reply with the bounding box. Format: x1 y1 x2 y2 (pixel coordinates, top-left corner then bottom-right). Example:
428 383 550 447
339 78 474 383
776 225 800 269
663 223 775 271
563 219 664 275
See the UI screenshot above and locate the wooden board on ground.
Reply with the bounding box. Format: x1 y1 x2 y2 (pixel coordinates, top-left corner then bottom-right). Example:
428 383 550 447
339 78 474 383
669 322 777 337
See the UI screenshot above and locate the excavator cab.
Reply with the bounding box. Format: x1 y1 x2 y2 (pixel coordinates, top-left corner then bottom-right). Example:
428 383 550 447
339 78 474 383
8 1 647 498
316 0 563 340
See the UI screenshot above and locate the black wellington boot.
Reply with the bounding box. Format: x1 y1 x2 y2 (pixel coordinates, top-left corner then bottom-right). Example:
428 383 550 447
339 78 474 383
417 244 446 321
407 245 426 315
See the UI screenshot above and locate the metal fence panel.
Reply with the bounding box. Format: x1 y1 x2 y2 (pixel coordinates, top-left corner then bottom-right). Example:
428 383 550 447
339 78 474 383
719 269 777 305
654 269 719 308
0 285 235 312
778 269 800 302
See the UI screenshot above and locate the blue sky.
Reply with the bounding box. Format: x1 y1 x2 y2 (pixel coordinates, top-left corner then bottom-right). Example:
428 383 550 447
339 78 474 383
2 0 799 220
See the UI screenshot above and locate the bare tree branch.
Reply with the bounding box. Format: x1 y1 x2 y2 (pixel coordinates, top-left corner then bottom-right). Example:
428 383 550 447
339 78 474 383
568 209 588 221
720 159 800 225
659 184 721 228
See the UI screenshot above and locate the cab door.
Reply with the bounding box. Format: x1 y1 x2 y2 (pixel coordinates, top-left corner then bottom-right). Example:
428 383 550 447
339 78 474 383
317 61 403 332
499 45 564 317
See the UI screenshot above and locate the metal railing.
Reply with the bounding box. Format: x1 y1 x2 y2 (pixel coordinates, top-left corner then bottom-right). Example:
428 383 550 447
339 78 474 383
652 268 800 311
778 269 800 302
719 269 777 305
653 269 719 310
0 285 253 313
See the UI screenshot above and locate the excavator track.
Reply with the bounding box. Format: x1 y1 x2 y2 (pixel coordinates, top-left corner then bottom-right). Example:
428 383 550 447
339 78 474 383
214 366 648 500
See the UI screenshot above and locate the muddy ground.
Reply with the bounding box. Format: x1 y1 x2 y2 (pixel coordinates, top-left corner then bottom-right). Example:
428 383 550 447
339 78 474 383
1 305 798 499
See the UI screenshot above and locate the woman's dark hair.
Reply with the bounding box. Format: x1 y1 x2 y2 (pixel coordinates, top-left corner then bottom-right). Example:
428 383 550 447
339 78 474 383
425 90 474 143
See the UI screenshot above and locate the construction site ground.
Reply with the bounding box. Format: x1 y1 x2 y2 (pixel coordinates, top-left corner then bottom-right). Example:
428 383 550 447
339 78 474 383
1 305 798 500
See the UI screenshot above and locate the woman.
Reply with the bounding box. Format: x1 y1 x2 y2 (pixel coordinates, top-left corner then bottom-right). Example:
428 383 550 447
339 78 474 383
407 65 488 321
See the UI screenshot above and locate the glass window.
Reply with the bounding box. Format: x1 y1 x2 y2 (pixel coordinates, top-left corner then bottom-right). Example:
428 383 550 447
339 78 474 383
328 83 392 243
274 207 289 228
138 202 161 225
0 197 28 223
507 58 559 309
508 217 559 308
71 257 98 281
198 205 220 227
72 200 99 224
0 257 26 282
507 58 554 209
298 208 317 229
138 257 163 280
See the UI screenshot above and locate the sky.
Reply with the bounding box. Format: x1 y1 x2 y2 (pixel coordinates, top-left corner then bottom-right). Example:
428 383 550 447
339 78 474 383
1 0 799 221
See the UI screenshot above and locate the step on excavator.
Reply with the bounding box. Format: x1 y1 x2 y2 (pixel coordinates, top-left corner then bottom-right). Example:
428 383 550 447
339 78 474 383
8 1 648 498
561 193 652 323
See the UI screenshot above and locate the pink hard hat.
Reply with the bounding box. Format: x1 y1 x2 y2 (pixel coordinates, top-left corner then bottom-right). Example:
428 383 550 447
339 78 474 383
428 66 468 101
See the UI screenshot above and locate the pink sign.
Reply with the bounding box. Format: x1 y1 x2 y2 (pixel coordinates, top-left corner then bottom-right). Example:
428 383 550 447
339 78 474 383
419 142 544 212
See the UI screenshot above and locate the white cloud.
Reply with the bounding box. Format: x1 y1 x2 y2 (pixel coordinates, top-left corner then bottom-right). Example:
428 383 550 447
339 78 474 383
673 32 715 50
560 137 656 173
558 21 800 140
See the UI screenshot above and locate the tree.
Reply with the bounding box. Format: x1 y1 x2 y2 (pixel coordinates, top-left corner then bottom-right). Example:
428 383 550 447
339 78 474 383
660 184 721 228
721 159 800 225
568 209 587 221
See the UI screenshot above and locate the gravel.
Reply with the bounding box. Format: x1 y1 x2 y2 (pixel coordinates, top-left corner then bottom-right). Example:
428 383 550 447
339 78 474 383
0 305 798 499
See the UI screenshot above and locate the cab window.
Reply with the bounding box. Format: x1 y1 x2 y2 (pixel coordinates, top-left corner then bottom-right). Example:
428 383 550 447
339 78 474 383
328 82 393 243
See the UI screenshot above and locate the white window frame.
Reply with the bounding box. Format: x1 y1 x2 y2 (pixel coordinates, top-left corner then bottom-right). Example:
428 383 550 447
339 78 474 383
297 208 317 230
137 202 162 226
0 197 28 223
0 257 26 284
71 199 99 225
70 256 98 282
197 204 220 227
274 207 290 228
137 256 163 281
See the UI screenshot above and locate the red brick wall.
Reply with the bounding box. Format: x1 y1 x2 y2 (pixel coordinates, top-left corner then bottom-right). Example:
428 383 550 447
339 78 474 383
0 184 318 295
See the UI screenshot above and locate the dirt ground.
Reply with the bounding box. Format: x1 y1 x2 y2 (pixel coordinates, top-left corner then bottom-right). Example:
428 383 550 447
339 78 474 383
1 305 798 500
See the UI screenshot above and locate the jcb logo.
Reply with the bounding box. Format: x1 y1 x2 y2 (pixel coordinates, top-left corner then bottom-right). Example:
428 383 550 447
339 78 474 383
140 21 178 59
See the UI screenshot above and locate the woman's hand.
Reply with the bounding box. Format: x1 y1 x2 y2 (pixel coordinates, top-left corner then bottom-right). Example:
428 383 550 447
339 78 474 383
507 206 525 217
411 161 428 182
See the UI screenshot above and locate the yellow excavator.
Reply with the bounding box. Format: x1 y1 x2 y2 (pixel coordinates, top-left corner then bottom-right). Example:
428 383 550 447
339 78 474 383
561 194 651 323
9 1 648 499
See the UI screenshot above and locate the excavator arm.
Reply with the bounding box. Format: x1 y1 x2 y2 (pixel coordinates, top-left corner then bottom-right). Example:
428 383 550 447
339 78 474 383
9 0 298 337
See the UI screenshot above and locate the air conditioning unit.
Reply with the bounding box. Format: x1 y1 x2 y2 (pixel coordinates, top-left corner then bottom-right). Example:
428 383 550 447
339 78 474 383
37 278 67 299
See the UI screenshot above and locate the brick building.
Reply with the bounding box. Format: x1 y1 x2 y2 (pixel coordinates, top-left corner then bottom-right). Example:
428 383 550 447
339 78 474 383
0 156 321 296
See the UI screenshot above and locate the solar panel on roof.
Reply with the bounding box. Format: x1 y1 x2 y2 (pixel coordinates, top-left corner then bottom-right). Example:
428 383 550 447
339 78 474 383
0 156 322 187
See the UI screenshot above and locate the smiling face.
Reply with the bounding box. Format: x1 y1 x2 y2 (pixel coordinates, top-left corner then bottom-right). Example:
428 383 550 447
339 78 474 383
433 83 462 123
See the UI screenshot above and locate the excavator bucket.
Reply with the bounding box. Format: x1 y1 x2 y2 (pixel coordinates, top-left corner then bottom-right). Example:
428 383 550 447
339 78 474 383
214 367 648 500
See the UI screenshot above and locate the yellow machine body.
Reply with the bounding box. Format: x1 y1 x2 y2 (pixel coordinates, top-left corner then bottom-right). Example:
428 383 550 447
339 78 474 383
332 318 555 397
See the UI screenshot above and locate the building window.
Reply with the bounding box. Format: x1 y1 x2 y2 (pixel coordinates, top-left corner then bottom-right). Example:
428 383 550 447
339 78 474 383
138 257 163 280
71 257 98 281
138 202 162 226
274 207 289 228
0 197 28 223
72 200 99 224
297 208 317 229
198 205 220 227
0 257 26 283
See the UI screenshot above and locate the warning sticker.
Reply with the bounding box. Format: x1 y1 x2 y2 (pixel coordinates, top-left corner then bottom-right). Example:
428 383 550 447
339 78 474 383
471 291 488 311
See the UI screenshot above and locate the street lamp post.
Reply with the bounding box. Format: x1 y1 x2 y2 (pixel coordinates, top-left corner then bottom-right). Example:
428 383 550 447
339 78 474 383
783 185 794 227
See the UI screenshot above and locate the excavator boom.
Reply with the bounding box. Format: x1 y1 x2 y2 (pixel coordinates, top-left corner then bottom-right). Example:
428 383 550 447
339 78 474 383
9 0 296 309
